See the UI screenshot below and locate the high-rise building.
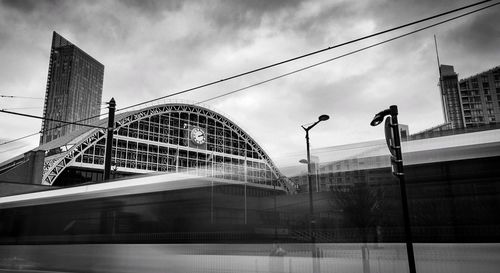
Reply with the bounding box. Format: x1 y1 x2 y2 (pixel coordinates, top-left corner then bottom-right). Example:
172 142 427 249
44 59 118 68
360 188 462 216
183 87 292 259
40 31 104 145
459 66 500 127
438 65 500 130
439 65 464 129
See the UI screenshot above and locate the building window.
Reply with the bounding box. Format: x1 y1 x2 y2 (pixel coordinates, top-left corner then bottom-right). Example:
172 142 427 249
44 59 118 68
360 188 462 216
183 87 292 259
472 78 479 88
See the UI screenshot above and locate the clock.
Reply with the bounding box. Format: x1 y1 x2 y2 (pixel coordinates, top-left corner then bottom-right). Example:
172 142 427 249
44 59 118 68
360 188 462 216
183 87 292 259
190 127 206 145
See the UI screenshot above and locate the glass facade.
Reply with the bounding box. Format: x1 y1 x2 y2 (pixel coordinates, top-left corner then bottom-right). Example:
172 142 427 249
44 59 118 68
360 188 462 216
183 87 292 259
40 31 104 145
51 104 284 189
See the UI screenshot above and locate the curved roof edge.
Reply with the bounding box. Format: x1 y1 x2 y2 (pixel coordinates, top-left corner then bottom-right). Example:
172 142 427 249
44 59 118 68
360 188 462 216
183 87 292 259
35 102 296 192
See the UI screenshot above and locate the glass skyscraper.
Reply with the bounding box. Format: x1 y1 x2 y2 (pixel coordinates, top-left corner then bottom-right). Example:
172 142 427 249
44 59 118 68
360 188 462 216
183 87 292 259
40 31 104 145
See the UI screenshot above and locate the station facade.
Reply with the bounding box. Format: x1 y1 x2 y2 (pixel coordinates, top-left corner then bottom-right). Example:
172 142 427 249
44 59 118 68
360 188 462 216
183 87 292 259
0 103 293 193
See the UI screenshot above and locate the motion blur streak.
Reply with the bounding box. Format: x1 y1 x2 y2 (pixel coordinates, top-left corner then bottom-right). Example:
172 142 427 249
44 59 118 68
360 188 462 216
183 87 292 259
0 243 499 273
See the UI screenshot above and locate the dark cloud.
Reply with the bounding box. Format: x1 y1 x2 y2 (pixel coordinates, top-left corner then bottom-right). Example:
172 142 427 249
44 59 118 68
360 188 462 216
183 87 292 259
0 0 60 13
226 0 304 13
121 0 184 14
0 0 499 160
444 8 500 57
365 0 461 27
206 0 304 30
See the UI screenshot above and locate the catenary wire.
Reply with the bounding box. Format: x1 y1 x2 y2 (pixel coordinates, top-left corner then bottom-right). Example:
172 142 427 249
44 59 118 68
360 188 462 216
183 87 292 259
115 0 494 112
0 132 41 146
1 107 42 110
0 94 42 99
0 0 497 147
197 1 500 104
0 109 107 129
0 106 110 146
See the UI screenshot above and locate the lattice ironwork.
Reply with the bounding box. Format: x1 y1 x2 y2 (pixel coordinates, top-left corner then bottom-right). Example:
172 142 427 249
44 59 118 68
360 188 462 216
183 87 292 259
41 103 295 192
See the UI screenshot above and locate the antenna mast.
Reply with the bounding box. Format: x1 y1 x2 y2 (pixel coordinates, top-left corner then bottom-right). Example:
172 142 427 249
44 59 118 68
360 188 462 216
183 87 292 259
435 35 449 124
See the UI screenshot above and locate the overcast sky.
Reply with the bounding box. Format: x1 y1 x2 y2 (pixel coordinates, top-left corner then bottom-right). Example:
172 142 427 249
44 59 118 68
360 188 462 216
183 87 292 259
0 0 499 165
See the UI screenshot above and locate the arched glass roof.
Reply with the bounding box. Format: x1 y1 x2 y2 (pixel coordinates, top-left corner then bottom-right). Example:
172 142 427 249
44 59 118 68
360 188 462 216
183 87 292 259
40 103 294 192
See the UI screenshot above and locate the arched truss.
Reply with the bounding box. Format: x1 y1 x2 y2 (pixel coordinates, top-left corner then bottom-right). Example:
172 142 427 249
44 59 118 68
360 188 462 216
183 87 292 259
42 103 296 192
43 128 105 185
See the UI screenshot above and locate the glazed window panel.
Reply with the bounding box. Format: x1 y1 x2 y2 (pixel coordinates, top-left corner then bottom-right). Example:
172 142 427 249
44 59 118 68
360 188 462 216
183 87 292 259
129 121 138 129
128 127 138 138
126 160 136 169
167 148 176 156
117 140 127 149
150 115 159 124
189 113 198 123
138 152 147 163
179 158 188 168
116 159 126 167
199 115 206 125
117 127 127 136
94 145 105 156
170 117 180 129
207 125 215 136
83 146 94 156
94 156 104 165
126 150 137 161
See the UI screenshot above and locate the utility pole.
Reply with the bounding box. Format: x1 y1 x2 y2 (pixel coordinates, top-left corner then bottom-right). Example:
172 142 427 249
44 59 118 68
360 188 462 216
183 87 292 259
104 98 116 181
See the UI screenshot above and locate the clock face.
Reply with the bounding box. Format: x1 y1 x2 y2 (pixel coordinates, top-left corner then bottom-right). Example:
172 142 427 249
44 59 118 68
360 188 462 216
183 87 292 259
190 127 206 145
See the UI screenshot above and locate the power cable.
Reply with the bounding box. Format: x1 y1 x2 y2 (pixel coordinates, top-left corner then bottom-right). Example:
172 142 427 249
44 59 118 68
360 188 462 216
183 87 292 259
0 132 40 146
1 107 42 110
1 0 496 147
197 1 500 104
0 106 110 147
0 144 32 153
0 109 107 130
0 95 42 99
116 0 494 112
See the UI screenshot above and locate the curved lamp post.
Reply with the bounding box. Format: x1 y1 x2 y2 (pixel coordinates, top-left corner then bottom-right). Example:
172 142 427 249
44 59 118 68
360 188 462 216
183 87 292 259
370 105 416 273
301 114 329 273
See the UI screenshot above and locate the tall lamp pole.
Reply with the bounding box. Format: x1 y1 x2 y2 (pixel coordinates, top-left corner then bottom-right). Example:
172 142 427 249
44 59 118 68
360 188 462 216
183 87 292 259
370 105 416 273
301 114 329 273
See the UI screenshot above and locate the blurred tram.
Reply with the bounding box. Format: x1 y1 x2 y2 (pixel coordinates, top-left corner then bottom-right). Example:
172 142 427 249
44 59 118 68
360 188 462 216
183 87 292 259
0 172 289 245
0 173 298 272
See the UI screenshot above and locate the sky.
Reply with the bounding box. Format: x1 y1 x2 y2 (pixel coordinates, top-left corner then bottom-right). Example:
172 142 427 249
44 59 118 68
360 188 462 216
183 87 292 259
0 0 499 166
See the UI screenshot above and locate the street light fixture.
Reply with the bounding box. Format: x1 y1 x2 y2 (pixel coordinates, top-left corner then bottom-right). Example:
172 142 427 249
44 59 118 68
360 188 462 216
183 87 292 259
370 105 417 273
301 114 329 273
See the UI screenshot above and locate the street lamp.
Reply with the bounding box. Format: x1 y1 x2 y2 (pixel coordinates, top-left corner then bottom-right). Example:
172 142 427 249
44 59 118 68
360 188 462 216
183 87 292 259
301 114 329 273
370 105 416 273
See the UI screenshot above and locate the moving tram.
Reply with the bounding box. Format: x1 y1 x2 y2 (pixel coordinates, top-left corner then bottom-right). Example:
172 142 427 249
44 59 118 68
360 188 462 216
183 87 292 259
0 173 297 272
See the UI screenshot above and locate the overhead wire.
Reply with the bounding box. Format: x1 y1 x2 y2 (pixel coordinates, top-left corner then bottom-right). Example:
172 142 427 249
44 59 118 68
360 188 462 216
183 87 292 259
0 106 110 146
197 1 500 104
0 95 42 99
1 107 42 110
1 0 497 147
115 0 495 113
0 109 107 130
0 132 41 146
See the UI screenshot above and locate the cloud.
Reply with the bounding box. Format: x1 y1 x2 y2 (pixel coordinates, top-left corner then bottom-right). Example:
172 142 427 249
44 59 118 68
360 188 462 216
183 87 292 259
0 0 499 166
0 0 60 13
443 7 500 64
122 0 184 14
